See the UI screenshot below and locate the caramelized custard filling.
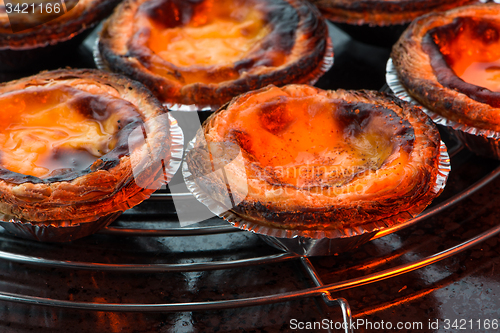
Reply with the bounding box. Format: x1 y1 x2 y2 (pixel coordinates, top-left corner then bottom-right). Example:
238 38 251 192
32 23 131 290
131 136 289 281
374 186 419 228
132 0 299 85
424 17 500 106
460 60 500 93
436 17 500 92
146 1 269 67
217 87 414 188
0 86 127 178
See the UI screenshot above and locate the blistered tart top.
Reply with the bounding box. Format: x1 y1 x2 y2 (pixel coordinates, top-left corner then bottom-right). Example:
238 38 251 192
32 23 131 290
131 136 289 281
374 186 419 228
98 0 331 108
0 69 170 224
392 4 500 132
187 85 444 232
309 0 478 26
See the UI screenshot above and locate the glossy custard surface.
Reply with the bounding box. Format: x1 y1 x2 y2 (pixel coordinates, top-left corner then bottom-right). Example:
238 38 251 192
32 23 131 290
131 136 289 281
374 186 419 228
146 1 270 68
430 17 500 93
460 60 500 92
440 18 500 92
0 86 123 178
211 86 413 192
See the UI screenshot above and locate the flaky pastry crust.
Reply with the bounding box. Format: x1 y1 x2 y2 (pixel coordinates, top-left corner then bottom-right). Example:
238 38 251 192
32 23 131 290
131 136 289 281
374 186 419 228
188 85 443 231
392 3 500 132
98 0 330 107
309 0 477 26
0 0 120 47
0 69 171 224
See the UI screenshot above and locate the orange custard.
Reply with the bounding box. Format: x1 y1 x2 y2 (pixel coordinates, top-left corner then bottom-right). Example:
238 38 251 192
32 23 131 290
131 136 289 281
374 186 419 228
0 87 121 178
460 60 500 93
222 91 397 188
437 18 500 93
146 1 270 68
137 0 276 85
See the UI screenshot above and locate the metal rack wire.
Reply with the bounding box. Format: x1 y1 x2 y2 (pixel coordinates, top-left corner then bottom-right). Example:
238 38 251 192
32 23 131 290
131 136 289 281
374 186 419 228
0 137 499 333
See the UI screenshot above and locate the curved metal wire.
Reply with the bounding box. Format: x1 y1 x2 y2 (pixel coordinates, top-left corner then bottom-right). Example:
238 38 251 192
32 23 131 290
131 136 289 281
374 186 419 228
0 251 297 272
101 224 240 236
0 221 498 312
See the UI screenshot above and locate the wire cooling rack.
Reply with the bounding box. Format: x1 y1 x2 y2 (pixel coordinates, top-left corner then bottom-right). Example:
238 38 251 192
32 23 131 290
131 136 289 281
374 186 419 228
0 129 499 333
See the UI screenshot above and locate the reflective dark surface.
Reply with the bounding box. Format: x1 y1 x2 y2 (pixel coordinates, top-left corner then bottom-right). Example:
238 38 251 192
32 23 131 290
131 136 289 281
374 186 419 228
0 22 500 333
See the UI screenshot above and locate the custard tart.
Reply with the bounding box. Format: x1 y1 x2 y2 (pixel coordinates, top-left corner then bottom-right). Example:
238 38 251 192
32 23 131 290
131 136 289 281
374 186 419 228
0 69 173 241
0 0 121 71
98 0 332 109
186 85 447 235
390 3 500 157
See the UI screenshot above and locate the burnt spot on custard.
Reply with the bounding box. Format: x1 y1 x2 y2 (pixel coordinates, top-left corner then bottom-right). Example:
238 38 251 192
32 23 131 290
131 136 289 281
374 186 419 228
422 16 500 107
334 101 415 155
228 129 255 157
258 96 294 135
139 0 195 29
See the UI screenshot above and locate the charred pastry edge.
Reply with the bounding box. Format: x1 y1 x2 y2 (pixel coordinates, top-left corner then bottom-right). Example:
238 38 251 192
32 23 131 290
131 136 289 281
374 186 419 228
392 3 500 132
0 69 171 224
187 85 442 231
0 0 122 50
98 0 330 107
309 0 478 26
